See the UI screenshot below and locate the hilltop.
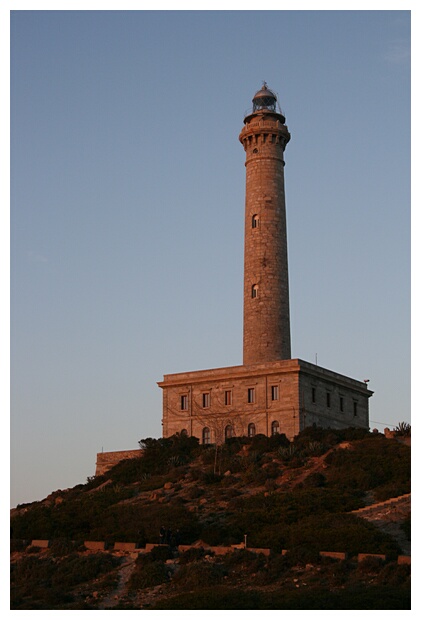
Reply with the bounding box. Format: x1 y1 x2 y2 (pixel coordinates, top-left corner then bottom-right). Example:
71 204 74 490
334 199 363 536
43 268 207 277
10 426 411 609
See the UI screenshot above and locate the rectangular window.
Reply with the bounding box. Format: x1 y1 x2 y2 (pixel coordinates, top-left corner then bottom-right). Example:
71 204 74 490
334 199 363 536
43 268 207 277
353 401 358 416
271 385 279 401
340 396 344 412
311 387 316 403
224 390 232 406
202 392 210 408
180 395 188 411
248 388 255 404
326 392 331 408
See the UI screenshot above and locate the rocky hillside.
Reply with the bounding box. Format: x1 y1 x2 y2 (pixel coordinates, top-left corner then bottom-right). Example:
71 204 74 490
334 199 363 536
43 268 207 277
10 427 411 609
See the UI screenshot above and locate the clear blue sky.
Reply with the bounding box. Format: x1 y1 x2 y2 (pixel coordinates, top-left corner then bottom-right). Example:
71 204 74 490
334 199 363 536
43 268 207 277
9 9 410 507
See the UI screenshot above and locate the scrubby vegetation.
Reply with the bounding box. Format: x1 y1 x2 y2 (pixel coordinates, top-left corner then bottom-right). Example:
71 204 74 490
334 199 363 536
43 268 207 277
10 426 410 609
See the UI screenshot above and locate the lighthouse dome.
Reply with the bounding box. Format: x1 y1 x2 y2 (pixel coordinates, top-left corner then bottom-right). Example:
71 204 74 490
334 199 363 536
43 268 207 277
252 83 277 112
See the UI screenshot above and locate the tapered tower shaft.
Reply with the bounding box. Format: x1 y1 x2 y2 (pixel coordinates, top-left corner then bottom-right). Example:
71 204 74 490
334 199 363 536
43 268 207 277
239 84 291 365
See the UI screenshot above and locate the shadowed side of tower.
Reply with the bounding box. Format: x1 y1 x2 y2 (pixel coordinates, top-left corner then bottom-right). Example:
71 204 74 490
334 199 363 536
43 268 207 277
240 84 291 365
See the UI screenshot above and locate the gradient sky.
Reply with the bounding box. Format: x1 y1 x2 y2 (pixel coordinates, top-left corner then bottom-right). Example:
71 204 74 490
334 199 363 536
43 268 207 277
10 9 411 507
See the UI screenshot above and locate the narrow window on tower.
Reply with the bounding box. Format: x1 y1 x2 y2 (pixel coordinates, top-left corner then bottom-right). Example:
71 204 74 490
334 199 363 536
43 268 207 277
251 284 258 298
252 214 260 229
340 396 344 413
202 392 210 408
224 390 232 406
180 394 188 411
326 392 331 408
353 401 358 417
311 387 316 404
248 423 256 437
271 385 279 401
248 387 255 404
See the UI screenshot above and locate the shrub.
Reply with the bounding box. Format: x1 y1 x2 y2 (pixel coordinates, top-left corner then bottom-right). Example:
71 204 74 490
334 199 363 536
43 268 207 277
137 434 201 477
223 549 267 574
51 553 120 588
252 552 291 584
325 438 410 498
286 514 400 558
378 563 411 586
48 538 80 557
10 539 28 552
262 461 282 479
171 561 225 590
128 560 170 590
147 545 174 562
152 587 264 609
357 555 386 574
178 547 211 564
299 472 326 489
285 545 320 566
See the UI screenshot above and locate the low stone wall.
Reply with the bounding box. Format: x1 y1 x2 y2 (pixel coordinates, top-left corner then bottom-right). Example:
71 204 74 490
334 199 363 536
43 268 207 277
15 540 409 565
358 553 386 562
84 541 107 551
95 449 142 476
113 542 137 551
30 539 49 548
320 551 347 561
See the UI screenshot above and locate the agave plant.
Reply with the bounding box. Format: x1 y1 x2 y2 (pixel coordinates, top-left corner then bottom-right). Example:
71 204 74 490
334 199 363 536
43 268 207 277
394 421 411 436
278 444 298 460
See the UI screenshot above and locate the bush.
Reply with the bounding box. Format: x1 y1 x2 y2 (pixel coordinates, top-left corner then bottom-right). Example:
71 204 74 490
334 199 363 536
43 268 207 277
378 563 411 586
286 514 400 558
128 560 170 590
171 561 225 590
10 539 28 552
178 547 211 564
222 549 267 576
52 553 120 588
357 555 386 574
152 587 264 609
299 472 326 488
48 538 80 557
325 438 410 498
11 552 120 609
138 434 201 476
147 545 174 562
252 552 291 584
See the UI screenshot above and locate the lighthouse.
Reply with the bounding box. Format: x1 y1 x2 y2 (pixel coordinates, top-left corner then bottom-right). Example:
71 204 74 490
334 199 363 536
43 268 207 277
240 83 291 364
159 84 372 443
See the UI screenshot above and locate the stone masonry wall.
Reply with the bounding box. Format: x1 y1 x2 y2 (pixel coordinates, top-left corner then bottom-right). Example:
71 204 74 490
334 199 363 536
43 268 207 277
159 359 371 442
240 112 291 364
95 449 142 476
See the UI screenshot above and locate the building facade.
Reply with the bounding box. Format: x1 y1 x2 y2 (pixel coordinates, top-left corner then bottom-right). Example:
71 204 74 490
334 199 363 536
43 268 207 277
159 84 372 442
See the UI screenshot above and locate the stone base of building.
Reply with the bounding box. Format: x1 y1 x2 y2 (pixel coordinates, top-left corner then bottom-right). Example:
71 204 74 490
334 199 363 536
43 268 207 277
158 358 373 443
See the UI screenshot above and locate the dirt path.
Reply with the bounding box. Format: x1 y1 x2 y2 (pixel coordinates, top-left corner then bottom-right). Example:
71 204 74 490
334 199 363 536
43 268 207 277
98 556 137 609
351 494 411 555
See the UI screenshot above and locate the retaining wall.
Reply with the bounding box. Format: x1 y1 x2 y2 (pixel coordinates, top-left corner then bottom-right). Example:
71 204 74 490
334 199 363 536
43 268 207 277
17 540 410 564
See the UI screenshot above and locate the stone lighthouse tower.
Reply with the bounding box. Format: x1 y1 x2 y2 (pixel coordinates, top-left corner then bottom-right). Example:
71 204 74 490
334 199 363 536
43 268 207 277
240 83 291 365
